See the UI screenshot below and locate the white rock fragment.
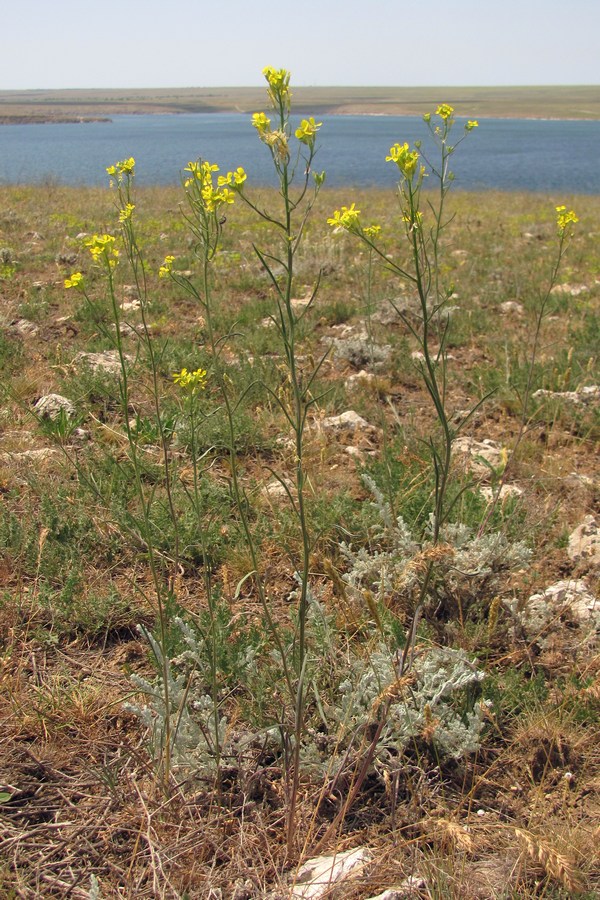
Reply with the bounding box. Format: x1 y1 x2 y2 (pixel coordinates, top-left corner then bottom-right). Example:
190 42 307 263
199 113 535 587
516 579 600 642
500 301 524 315
291 848 372 899
364 877 427 900
113 322 145 337
34 394 76 420
329 331 391 369
345 445 365 460
533 385 600 406
565 472 595 489
1 448 61 463
120 298 141 312
550 282 589 297
328 323 356 338
74 350 130 376
10 318 39 336
568 516 600 566
262 479 293 502
454 437 504 477
290 295 312 312
321 410 371 432
480 484 523 503
364 892 404 900
345 370 376 390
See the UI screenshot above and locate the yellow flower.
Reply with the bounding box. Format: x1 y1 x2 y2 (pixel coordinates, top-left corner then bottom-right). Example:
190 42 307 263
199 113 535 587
231 166 247 186
106 157 135 183
386 142 420 179
185 160 219 181
465 120 479 131
294 117 322 145
173 367 190 386
159 255 175 278
327 203 361 231
403 209 423 230
201 185 235 211
64 271 84 290
118 203 135 223
262 66 292 109
85 234 119 267
252 112 271 134
184 160 237 212
436 104 454 120
362 224 381 239
262 66 290 89
556 205 579 233
173 366 208 391
217 168 247 189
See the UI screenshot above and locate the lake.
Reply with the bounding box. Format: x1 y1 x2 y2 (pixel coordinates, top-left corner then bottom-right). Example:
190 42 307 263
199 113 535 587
1 113 599 194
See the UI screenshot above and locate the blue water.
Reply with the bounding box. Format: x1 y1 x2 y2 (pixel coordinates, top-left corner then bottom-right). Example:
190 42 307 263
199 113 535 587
1 113 599 193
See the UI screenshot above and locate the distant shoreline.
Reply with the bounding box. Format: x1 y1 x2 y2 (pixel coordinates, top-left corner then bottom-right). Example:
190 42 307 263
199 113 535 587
1 110 597 126
0 115 111 125
0 85 598 122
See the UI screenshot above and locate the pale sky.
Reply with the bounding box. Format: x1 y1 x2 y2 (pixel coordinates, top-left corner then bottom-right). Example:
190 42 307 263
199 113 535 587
3 0 599 89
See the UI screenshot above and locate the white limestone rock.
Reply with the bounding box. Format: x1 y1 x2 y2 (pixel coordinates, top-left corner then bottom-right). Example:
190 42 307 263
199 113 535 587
533 385 600 406
500 301 524 315
568 516 600 566
515 579 600 644
479 484 524 503
322 410 371 432
291 848 372 899
34 394 76 420
550 282 589 297
454 437 504 477
365 878 428 900
74 350 130 376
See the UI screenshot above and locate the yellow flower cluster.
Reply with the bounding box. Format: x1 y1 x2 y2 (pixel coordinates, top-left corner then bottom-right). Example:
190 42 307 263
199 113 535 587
184 160 237 212
106 157 136 184
436 104 454 120
465 120 479 131
118 203 135 223
158 255 175 278
172 367 208 391
64 271 84 290
85 234 119 267
294 117 322 145
327 203 361 231
252 112 271 134
386 142 421 179
403 209 423 230
556 205 579 233
217 166 247 188
262 66 291 108
362 224 381 239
